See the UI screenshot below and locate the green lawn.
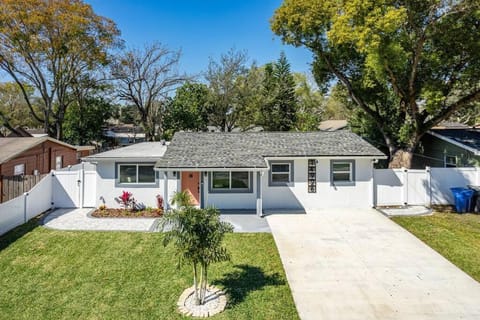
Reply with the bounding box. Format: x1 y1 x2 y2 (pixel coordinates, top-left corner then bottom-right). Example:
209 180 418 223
393 212 480 282
0 218 299 320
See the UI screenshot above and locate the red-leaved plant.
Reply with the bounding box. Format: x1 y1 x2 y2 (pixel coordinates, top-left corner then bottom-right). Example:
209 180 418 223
119 191 135 210
156 194 164 210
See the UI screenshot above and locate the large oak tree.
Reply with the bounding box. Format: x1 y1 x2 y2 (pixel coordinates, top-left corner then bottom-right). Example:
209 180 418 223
272 0 480 168
0 0 120 140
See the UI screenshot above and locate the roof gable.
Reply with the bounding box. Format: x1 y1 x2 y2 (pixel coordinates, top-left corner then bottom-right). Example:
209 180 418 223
0 137 77 164
429 129 480 154
156 131 385 169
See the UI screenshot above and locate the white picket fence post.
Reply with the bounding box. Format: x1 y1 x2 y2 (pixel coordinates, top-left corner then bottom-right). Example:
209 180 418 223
425 166 432 207
402 168 408 206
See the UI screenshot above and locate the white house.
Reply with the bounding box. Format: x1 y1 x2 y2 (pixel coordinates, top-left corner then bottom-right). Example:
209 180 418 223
84 131 386 215
156 131 386 215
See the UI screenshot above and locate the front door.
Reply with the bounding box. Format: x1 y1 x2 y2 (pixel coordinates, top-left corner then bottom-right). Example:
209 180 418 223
181 171 200 206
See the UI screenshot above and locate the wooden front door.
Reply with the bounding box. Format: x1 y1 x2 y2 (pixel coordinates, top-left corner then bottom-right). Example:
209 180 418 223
181 171 200 206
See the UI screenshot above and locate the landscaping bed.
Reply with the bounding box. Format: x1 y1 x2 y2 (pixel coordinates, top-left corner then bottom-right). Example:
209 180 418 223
91 208 163 218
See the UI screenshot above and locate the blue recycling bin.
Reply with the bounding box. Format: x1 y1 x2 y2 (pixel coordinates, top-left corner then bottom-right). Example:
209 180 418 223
450 187 475 213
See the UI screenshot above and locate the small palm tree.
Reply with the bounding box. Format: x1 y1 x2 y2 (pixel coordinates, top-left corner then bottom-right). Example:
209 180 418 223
170 190 193 208
160 205 233 305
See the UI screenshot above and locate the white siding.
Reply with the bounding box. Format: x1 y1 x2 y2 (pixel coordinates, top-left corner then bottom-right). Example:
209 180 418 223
95 161 179 209
262 158 373 210
203 173 257 209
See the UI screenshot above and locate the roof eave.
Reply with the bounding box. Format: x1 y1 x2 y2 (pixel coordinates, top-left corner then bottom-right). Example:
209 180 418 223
428 131 480 155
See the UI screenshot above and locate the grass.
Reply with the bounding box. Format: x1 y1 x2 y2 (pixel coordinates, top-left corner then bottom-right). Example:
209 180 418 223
0 218 299 320
393 212 480 282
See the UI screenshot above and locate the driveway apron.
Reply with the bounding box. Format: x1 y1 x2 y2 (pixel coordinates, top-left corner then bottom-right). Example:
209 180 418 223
267 208 480 320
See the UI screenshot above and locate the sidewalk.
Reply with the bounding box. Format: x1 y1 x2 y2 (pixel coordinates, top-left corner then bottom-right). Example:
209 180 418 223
42 208 157 232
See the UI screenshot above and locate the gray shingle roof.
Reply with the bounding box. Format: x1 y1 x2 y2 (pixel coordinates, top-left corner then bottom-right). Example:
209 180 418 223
155 131 385 169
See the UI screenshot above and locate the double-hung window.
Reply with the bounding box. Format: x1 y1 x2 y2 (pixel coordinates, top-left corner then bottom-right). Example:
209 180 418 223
118 164 156 184
444 155 457 168
269 161 293 186
331 160 355 185
211 171 251 192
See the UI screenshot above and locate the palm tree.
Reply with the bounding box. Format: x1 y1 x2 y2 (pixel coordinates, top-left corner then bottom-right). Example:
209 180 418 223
170 190 193 208
160 205 233 305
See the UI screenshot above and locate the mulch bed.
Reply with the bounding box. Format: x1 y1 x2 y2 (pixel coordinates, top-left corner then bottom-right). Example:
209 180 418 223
91 208 163 218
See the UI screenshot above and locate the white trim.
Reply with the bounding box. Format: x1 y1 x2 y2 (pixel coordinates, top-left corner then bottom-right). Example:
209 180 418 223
428 131 480 155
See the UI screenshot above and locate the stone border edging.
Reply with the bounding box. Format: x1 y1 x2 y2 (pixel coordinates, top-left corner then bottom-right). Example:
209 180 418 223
177 285 227 317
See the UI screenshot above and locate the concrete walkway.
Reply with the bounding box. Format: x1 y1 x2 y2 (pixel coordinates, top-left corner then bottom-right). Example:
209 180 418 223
267 208 480 320
42 208 157 232
43 208 270 233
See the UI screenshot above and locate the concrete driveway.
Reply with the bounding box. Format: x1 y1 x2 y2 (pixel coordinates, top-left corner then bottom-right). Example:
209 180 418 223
267 208 480 320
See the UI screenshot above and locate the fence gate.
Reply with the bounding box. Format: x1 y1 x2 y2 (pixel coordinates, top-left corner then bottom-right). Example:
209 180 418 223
82 171 96 207
53 171 80 208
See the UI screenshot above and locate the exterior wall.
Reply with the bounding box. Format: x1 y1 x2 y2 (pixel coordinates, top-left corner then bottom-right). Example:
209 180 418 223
202 172 257 209
0 140 78 176
94 161 179 208
413 134 479 168
201 157 374 210
262 158 373 210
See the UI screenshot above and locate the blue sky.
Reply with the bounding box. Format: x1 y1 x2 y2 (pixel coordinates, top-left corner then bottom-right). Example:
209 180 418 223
85 0 313 77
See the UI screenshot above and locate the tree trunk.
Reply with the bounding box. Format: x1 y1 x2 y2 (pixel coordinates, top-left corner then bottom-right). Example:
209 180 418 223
193 263 200 305
388 149 414 168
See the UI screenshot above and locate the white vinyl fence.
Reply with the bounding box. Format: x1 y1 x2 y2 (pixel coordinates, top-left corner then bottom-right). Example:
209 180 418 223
0 173 53 235
0 168 96 236
375 167 480 206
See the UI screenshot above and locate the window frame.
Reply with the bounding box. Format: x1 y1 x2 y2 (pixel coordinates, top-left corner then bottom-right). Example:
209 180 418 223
13 163 25 176
444 155 457 168
116 163 157 186
55 155 63 170
330 160 355 186
268 160 294 187
208 171 253 193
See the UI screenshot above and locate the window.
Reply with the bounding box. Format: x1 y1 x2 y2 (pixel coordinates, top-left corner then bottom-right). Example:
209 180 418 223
210 171 251 193
55 156 63 170
331 160 355 185
445 155 457 168
269 161 294 186
118 164 155 184
14 164 25 176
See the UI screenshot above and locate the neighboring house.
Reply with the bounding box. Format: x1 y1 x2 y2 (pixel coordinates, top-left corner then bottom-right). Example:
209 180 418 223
318 120 348 131
84 131 386 214
0 137 80 176
413 127 480 168
103 125 146 146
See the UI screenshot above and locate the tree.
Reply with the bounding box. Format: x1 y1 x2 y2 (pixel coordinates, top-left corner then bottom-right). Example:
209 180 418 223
161 201 233 306
63 97 113 145
0 82 38 134
259 52 297 131
271 0 480 168
163 82 210 139
0 0 120 140
323 85 350 121
293 73 323 131
205 48 250 132
112 43 187 141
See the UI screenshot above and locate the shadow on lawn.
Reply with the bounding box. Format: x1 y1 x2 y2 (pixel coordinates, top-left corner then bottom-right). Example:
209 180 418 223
0 217 39 252
213 264 285 307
